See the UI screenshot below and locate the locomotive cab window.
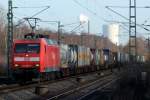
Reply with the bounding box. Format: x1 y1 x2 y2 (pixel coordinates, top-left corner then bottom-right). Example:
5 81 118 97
45 39 57 45
15 44 40 53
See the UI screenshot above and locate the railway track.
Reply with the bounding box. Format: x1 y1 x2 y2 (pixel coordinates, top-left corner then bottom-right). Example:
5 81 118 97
44 70 121 100
0 68 114 95
77 76 120 100
0 65 143 100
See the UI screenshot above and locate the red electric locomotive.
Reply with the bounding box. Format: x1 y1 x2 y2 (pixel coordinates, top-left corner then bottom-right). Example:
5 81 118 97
12 33 60 81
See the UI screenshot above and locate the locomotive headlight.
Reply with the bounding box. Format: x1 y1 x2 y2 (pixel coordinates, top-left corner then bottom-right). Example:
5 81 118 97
35 64 40 67
14 64 19 67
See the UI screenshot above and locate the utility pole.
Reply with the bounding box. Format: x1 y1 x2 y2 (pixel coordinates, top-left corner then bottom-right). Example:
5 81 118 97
58 21 61 45
146 37 150 62
88 20 90 34
94 35 97 49
129 0 137 63
81 34 83 46
80 20 90 46
7 0 13 78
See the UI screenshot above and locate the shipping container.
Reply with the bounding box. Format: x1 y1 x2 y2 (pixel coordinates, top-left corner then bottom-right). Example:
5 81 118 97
78 46 85 67
103 48 115 68
85 48 90 66
68 45 78 69
125 53 129 62
95 49 101 65
100 50 105 66
60 44 68 68
141 56 145 62
120 52 124 63
117 52 121 62
90 48 96 65
137 55 145 63
103 49 110 63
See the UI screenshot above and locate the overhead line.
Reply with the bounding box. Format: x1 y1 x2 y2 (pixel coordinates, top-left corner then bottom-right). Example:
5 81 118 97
73 0 96 15
105 6 150 8
105 6 150 32
16 6 50 8
15 6 50 27
73 0 150 35
70 23 82 33
72 0 107 22
31 6 50 18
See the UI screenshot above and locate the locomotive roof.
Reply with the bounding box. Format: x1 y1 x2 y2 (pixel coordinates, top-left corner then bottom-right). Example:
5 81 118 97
14 38 58 45
14 38 43 43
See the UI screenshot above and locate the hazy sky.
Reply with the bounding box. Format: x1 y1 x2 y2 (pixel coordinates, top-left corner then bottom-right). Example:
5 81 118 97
1 0 150 38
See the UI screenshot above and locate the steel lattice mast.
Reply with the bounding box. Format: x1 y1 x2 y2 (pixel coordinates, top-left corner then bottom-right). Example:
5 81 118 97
7 0 13 77
129 0 137 62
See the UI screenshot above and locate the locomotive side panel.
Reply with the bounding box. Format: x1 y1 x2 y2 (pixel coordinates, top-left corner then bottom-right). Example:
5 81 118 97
44 45 60 72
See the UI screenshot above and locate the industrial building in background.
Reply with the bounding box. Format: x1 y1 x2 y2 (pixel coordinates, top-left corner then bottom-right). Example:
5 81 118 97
102 23 120 45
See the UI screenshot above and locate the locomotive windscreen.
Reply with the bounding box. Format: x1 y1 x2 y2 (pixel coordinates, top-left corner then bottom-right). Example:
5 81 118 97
15 44 40 53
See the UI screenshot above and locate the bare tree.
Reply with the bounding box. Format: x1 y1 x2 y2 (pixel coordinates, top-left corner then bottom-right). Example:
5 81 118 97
0 6 7 75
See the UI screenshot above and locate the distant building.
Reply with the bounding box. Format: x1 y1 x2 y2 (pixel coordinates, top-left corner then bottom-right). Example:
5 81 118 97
102 24 119 45
102 25 109 37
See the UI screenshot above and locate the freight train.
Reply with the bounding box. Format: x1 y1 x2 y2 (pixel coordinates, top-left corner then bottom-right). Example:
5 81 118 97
12 33 144 81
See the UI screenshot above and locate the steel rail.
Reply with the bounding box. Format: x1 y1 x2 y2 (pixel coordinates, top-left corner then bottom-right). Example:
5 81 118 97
47 73 114 100
0 69 113 94
77 77 120 100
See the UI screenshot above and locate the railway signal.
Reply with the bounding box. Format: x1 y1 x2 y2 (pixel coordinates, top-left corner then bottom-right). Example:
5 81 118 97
146 37 150 62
